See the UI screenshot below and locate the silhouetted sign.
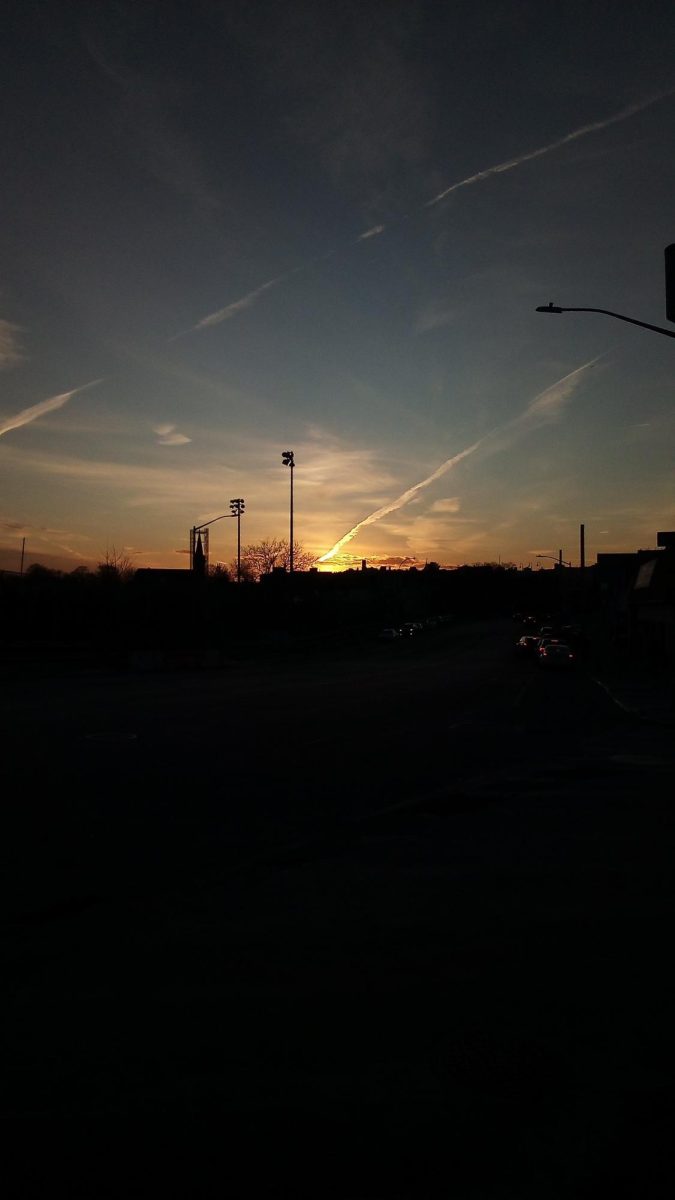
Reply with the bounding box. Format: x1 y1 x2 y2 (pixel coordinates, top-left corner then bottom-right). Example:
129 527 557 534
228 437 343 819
634 559 657 589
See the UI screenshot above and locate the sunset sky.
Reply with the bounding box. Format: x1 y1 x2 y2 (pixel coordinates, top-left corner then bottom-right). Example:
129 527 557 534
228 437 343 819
2 1 675 573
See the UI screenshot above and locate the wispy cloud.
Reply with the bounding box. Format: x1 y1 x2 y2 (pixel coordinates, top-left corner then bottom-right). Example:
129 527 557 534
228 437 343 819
414 303 456 335
191 275 287 331
429 497 461 514
424 90 675 208
169 272 300 340
153 423 191 446
174 90 673 337
529 358 600 418
317 440 483 562
317 358 599 562
357 225 386 241
486 356 602 448
0 319 24 370
0 378 103 439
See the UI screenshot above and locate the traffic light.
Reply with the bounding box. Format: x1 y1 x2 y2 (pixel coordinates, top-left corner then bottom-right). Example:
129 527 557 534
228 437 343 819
665 244 675 323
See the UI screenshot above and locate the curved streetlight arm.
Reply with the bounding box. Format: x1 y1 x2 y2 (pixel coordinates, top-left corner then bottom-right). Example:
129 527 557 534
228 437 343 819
193 512 236 531
536 303 675 340
535 555 572 567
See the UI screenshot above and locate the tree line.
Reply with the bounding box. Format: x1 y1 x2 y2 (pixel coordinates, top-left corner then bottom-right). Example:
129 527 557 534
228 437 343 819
212 538 317 581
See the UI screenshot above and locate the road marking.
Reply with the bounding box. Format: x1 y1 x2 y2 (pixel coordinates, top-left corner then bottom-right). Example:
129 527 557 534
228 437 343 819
591 677 638 714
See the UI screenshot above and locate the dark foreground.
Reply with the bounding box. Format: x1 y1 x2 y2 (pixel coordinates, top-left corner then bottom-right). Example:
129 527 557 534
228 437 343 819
4 620 675 1194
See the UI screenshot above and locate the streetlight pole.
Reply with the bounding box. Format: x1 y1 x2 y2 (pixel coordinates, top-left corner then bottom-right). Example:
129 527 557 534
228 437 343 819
536 302 675 339
190 511 237 574
535 553 571 567
229 498 245 582
282 450 295 572
537 247 675 338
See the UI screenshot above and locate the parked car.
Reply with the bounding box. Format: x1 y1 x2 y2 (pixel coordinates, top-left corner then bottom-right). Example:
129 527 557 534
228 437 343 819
378 627 400 641
537 635 558 651
515 635 540 657
537 642 575 668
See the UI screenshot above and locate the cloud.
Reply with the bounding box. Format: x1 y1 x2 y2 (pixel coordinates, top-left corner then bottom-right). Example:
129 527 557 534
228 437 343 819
153 423 191 446
0 320 24 370
429 497 461 514
83 21 223 219
424 89 675 208
317 358 599 562
174 90 674 339
511 357 602 428
0 378 103 439
170 269 306 339
317 440 483 562
414 304 456 335
191 276 286 330
357 225 386 241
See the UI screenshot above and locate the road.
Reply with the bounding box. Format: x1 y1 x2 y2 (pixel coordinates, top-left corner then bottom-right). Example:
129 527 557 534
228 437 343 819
4 619 675 1193
4 618 644 909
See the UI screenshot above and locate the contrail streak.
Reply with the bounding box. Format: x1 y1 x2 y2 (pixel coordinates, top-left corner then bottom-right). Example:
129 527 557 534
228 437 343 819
316 440 484 562
179 89 673 334
424 90 675 208
317 358 599 563
0 378 103 439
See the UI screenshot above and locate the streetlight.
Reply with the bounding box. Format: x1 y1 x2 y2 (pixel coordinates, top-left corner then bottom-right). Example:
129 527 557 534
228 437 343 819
229 498 245 582
536 302 675 340
537 246 675 337
281 450 295 572
190 510 237 575
535 552 571 568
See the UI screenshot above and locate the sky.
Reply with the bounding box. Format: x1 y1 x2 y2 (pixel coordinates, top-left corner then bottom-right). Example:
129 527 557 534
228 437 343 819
2 0 675 574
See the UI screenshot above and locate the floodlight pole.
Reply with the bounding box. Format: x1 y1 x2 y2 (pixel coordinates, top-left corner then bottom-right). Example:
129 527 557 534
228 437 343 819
282 451 295 572
229 498 245 582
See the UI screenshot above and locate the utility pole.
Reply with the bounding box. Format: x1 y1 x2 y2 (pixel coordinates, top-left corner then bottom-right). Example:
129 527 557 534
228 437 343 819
20 537 25 575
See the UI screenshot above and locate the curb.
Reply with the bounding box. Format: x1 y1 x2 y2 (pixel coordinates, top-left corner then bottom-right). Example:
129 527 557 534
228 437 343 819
592 675 675 728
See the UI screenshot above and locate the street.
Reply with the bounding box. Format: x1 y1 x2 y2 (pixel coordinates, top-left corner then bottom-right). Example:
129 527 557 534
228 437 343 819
4 618 648 908
4 619 675 1194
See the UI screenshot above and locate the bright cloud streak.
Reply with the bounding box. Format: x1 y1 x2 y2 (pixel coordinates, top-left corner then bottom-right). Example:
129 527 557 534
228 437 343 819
499 356 602 437
193 275 286 328
317 358 599 562
317 440 483 562
424 90 675 208
173 264 310 338
0 378 103 439
357 224 386 240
